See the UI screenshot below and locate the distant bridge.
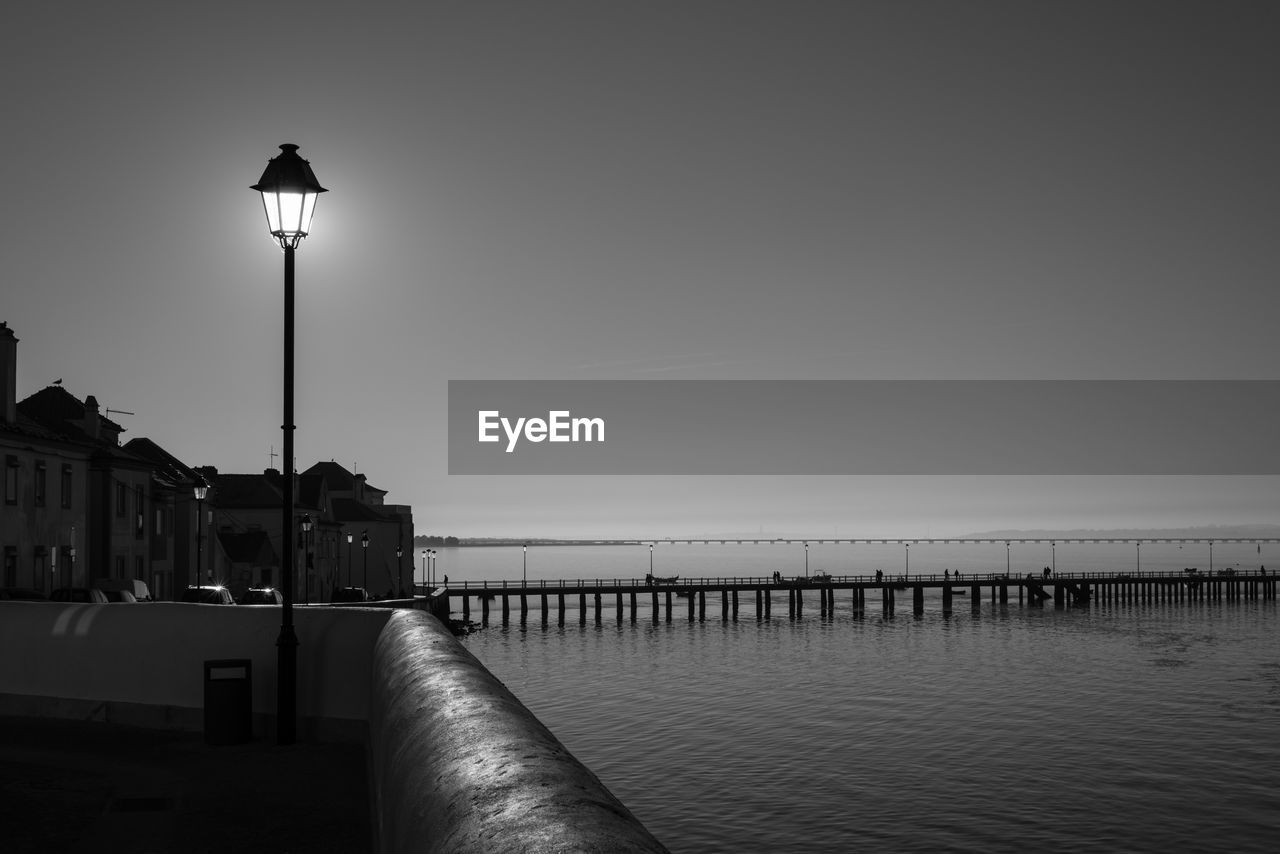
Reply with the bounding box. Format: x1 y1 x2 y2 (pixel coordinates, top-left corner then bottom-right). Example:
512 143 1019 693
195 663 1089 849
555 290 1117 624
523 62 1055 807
637 537 1280 546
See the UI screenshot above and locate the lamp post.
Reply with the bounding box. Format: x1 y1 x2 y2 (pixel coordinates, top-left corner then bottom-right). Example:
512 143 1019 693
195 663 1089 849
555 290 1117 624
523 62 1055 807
301 514 313 603
1005 541 1011 576
804 542 809 578
1051 541 1056 576
421 550 428 591
194 484 208 589
523 543 528 586
905 542 910 578
1136 541 1141 574
396 544 403 597
361 530 369 591
649 543 653 576
1209 540 1214 574
253 142 325 746
431 550 437 585
346 531 353 587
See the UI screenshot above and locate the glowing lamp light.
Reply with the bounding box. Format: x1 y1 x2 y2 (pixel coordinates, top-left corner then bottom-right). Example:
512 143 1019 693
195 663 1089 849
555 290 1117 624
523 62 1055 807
251 144 327 249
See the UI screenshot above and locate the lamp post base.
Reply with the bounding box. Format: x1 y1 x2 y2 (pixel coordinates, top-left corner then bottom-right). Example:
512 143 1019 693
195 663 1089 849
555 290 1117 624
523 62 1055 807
276 624 298 744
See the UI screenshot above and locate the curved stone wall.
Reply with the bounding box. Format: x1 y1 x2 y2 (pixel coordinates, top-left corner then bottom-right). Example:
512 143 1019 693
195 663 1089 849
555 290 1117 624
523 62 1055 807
369 609 670 854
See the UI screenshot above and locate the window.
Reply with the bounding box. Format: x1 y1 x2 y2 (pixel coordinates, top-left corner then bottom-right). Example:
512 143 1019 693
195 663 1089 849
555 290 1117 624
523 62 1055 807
135 556 144 580
155 507 164 536
61 464 73 509
115 482 127 517
5 456 17 505
115 555 125 579
34 461 46 507
3 546 16 587
135 484 145 538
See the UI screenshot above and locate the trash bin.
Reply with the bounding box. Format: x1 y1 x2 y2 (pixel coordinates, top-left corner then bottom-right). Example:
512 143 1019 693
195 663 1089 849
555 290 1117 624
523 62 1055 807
204 659 252 745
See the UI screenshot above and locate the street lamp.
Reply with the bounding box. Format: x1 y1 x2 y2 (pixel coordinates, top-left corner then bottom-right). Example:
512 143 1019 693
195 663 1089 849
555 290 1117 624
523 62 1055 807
1051 541 1056 576
194 483 208 589
804 542 809 578
905 542 910 578
396 544 403 597
301 514 313 603
649 543 654 576
523 543 528 586
1136 541 1141 574
346 531 353 587
1005 541 1011 576
253 142 325 746
420 550 428 591
431 550 437 585
361 530 369 591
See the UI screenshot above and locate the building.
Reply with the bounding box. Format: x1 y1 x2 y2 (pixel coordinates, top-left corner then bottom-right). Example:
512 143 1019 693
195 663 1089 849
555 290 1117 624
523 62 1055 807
195 462 415 602
304 462 415 599
1 324 89 591
1 321 416 601
2 322 199 599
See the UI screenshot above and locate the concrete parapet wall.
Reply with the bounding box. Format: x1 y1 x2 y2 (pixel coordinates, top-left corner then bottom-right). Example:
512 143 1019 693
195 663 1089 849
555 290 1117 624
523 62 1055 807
369 609 670 854
0 602 390 741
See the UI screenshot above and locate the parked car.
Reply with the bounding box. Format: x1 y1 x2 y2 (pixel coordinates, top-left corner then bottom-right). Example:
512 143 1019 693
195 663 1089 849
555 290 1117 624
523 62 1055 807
0 587 47 601
50 587 109 604
95 578 152 602
238 587 283 605
330 586 372 604
96 588 138 603
179 585 235 605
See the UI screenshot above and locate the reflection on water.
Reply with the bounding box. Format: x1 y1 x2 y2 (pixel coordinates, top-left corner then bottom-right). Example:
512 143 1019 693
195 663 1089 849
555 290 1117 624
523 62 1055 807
464 599 1280 853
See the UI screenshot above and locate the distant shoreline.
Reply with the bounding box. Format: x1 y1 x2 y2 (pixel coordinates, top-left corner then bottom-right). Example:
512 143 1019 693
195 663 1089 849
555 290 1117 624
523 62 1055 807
415 525 1280 549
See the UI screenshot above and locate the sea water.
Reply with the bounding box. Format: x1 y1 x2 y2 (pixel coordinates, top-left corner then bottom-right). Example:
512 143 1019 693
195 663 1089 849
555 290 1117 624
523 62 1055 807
454 543 1279 852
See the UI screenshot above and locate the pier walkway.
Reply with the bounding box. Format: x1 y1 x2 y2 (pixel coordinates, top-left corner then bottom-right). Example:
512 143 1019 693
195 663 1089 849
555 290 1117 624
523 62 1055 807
434 570 1277 626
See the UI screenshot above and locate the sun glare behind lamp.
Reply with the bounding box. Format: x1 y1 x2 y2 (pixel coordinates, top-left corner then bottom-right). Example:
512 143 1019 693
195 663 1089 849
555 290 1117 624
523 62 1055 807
251 143 327 249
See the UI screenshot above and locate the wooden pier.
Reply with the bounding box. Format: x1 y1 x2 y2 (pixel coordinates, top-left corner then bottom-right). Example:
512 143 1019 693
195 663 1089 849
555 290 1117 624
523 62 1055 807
434 570 1277 627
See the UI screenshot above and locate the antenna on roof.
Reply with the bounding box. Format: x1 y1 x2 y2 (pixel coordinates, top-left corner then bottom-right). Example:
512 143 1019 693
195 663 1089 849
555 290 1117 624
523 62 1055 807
105 407 135 417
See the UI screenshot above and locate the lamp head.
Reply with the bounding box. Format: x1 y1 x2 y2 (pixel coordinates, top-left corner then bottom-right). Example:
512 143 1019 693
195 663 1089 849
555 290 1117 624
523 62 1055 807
252 143 326 250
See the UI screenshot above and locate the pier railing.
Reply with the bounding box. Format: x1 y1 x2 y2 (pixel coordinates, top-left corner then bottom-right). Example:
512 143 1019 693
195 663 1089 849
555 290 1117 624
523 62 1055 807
439 568 1264 591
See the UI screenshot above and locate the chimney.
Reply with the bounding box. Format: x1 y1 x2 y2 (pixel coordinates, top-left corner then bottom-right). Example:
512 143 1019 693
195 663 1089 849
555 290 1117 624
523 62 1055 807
0 322 16 425
83 395 101 440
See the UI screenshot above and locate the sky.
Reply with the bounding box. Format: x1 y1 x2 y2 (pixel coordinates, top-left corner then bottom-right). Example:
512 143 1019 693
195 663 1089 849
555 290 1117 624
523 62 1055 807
4 1 1279 538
